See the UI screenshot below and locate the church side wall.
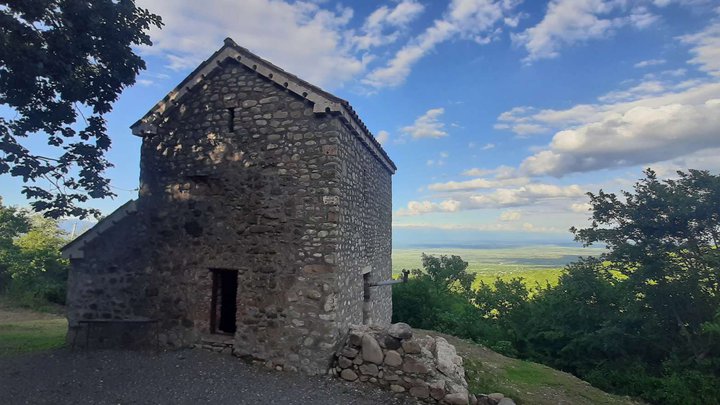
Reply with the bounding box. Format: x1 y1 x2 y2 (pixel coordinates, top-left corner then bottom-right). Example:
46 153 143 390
64 214 156 346
333 119 393 333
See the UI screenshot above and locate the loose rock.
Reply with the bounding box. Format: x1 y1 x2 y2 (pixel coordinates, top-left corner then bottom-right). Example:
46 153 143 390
388 323 413 340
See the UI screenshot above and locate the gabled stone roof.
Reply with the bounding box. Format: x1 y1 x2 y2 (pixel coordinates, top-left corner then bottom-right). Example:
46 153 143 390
130 38 396 173
60 200 137 259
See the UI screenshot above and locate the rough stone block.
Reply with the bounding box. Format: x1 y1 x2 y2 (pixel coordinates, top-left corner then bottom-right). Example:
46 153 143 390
409 385 429 399
388 323 413 340
359 363 379 376
402 340 422 354
340 369 358 381
383 350 402 367
361 334 383 364
444 393 470 405
402 357 429 374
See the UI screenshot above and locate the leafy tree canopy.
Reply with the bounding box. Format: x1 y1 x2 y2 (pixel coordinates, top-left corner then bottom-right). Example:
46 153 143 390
0 0 162 218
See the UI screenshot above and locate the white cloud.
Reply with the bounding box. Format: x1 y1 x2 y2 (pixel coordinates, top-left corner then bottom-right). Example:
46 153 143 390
482 143 496 150
376 130 390 145
597 80 666 103
353 0 425 50
462 165 516 178
428 176 528 192
138 0 367 88
513 0 658 63
520 97 720 176
495 22 720 176
401 108 449 139
363 0 519 88
499 210 522 221
634 58 666 68
396 199 461 216
680 23 720 77
396 183 586 216
570 202 592 213
392 221 564 233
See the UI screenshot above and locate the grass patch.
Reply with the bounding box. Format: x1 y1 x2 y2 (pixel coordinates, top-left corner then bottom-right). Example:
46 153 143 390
418 329 642 405
504 362 564 387
0 318 67 356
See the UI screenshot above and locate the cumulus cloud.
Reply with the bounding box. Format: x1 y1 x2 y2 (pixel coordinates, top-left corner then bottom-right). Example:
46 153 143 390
520 97 720 177
396 199 461 216
494 21 720 177
376 130 390 145
352 0 425 50
570 202 592 213
428 176 528 192
680 23 720 77
363 0 520 88
401 108 449 139
395 183 586 216
513 0 658 63
392 221 564 233
138 0 367 88
499 210 522 221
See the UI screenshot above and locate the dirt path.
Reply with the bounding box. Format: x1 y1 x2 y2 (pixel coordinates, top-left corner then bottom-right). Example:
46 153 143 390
0 348 413 405
0 303 64 323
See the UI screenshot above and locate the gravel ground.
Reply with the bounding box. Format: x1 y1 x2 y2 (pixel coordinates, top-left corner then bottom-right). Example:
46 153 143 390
0 348 416 405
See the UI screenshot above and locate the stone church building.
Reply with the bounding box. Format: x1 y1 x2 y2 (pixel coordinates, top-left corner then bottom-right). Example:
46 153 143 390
62 38 396 374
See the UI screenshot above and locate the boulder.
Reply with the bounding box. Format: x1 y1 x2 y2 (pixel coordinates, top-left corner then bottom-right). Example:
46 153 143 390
402 357 429 374
435 337 464 381
384 350 403 367
444 392 470 405
497 399 516 405
361 334 383 364
338 356 352 369
340 369 358 381
348 330 363 347
388 322 413 340
359 363 379 376
409 385 429 399
390 384 406 393
383 335 402 350
402 340 422 354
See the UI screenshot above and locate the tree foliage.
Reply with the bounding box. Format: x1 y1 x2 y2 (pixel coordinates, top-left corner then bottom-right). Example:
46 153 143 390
0 198 69 304
0 0 162 218
393 170 720 404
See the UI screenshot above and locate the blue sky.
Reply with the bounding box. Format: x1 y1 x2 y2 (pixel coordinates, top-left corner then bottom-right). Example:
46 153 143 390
3 0 720 246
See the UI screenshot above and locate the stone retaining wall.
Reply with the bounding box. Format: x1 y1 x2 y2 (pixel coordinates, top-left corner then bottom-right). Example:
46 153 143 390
333 323 472 405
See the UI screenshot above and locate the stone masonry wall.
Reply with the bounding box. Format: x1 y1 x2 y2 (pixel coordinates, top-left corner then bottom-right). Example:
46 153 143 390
334 323 472 405
66 58 393 374
334 117 393 331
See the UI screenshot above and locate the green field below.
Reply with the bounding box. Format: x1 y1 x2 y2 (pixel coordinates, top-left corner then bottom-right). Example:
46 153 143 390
392 245 605 288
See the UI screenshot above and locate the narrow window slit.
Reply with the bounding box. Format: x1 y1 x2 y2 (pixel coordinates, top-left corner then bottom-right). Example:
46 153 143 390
228 108 235 132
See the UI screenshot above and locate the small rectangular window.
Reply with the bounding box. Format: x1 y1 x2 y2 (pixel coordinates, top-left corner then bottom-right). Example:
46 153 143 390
228 108 235 132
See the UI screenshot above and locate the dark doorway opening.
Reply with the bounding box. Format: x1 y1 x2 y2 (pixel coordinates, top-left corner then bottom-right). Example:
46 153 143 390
210 269 238 334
